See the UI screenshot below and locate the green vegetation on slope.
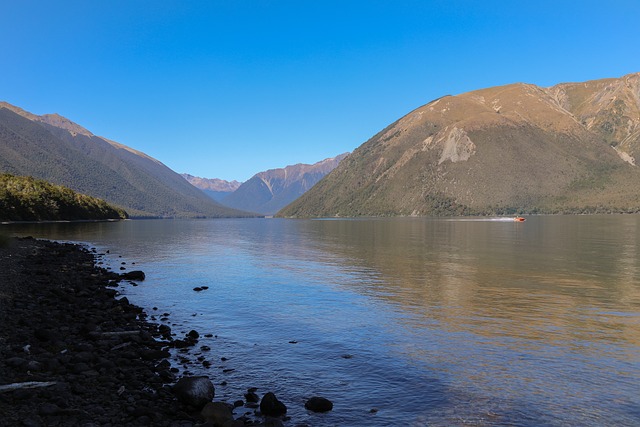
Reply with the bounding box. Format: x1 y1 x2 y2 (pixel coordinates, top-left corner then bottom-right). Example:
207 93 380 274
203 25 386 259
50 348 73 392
0 174 128 221
278 73 640 218
0 106 252 218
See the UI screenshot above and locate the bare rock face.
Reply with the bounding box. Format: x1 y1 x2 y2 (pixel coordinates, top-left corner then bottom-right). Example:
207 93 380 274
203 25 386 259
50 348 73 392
173 376 215 408
221 153 349 215
278 73 640 218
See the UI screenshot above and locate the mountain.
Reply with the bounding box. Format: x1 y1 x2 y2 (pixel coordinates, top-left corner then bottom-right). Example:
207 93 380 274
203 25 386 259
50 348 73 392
181 174 242 202
0 173 128 221
0 102 250 218
278 73 640 217
221 153 349 215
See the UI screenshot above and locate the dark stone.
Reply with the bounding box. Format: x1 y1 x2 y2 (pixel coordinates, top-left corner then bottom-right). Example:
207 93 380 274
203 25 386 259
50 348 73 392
187 330 199 339
6 357 28 368
263 418 285 427
172 376 214 409
39 402 61 415
244 391 259 403
34 328 53 342
201 402 233 426
304 396 333 413
140 349 171 361
121 270 145 281
260 392 287 417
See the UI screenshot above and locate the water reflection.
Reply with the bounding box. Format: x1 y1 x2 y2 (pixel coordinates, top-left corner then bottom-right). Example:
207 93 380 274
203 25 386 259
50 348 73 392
3 216 639 426
296 216 640 348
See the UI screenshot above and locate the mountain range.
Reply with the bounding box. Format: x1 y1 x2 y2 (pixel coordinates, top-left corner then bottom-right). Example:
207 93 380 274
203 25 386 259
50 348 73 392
180 174 241 202
0 102 250 218
279 73 640 217
216 153 349 215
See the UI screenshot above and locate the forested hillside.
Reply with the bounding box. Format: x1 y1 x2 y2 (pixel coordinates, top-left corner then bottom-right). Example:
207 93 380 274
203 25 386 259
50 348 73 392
0 174 128 221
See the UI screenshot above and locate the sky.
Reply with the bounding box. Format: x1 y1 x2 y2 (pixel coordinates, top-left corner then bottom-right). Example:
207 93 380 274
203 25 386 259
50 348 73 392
2 1 640 182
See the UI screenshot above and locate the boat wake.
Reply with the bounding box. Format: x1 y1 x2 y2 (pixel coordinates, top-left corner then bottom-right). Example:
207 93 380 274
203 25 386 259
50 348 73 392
445 217 524 222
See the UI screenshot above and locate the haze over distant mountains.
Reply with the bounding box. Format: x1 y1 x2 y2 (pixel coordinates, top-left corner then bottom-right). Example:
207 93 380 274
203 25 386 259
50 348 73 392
279 73 640 217
180 174 241 202
186 153 349 215
0 102 250 218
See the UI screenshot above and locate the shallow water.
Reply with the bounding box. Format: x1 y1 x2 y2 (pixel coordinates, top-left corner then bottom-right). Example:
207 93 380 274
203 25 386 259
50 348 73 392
4 216 640 426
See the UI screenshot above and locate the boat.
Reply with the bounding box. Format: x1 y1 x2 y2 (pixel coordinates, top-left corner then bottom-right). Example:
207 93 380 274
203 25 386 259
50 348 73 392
514 216 526 222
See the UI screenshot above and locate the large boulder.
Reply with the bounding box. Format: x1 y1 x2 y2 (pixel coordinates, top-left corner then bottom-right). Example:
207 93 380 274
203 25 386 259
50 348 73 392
259 392 287 417
304 396 333 412
173 376 214 408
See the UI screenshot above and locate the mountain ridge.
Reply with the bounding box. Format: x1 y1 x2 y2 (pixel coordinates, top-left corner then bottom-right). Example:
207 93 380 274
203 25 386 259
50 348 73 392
278 73 640 218
181 174 242 203
0 102 252 218
221 153 349 215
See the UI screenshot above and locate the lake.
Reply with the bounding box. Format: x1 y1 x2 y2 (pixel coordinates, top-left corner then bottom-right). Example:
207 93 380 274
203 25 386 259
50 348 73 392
3 216 639 426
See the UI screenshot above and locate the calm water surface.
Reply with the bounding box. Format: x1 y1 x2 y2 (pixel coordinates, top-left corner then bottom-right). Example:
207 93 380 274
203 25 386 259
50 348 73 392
3 216 639 426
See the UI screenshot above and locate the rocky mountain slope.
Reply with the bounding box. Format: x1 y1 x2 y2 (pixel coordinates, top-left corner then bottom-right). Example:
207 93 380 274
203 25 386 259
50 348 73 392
222 153 349 215
278 73 640 217
180 174 242 202
0 102 250 218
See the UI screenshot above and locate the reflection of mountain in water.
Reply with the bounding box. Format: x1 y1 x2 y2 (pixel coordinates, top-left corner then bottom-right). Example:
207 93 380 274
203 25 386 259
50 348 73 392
300 216 640 347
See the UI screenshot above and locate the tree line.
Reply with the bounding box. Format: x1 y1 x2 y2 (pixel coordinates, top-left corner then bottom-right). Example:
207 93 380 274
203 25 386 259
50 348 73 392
0 173 128 222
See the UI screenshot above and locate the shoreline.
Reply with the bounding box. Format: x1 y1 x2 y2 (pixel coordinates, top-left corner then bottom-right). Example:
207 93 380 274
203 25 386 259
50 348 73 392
0 237 291 426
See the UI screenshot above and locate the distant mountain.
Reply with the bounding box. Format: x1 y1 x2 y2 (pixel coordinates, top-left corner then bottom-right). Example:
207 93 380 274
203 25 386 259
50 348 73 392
0 102 251 218
181 174 242 202
222 153 349 215
278 73 640 217
0 173 127 221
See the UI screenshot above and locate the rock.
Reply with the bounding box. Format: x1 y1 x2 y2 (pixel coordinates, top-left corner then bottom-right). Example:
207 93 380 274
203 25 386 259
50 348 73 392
34 328 53 342
304 396 333 413
39 402 61 415
263 418 285 427
201 401 233 426
260 392 287 417
26 360 42 371
244 391 259 403
140 349 171 361
187 330 199 339
6 357 28 368
121 270 145 281
173 376 215 409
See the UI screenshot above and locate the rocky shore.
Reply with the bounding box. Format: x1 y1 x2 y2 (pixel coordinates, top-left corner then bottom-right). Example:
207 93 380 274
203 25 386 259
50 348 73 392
0 237 327 427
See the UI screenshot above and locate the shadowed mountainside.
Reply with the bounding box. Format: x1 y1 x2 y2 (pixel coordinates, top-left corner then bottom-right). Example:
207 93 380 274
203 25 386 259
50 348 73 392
0 103 251 218
278 73 640 217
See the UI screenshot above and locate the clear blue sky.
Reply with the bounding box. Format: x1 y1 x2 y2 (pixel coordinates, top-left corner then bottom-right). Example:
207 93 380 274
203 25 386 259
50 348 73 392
2 1 639 182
